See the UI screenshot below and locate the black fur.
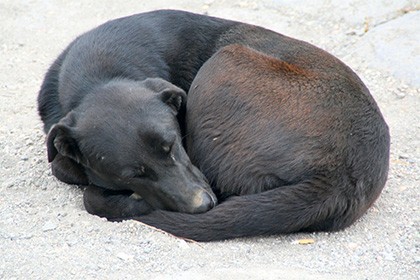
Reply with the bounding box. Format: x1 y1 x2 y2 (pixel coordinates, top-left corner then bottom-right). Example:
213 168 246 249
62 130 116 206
37 10 390 241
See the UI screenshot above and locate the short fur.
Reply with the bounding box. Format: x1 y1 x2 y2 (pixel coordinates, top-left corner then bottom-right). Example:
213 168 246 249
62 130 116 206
38 10 389 241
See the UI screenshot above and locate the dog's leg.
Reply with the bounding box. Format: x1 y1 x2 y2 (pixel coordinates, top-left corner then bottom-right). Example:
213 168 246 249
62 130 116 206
51 154 89 185
83 185 154 220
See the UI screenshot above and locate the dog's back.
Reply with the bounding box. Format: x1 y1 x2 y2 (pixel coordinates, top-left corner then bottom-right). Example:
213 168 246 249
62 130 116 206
38 9 358 132
38 9 365 133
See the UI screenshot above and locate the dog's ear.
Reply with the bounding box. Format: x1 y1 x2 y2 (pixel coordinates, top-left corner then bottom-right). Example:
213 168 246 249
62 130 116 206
160 88 187 113
47 123 84 164
142 78 187 113
46 116 88 185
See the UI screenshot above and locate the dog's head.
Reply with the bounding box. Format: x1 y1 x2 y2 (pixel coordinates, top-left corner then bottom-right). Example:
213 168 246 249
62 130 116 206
47 78 216 214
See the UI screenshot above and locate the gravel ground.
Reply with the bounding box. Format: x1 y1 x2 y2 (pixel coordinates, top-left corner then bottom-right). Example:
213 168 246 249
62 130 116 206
1 1 419 279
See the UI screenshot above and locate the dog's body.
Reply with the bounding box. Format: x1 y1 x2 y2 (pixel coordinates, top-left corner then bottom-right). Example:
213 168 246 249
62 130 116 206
38 10 390 241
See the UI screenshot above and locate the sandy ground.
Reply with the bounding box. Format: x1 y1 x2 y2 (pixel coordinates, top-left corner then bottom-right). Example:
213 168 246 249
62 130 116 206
0 1 419 279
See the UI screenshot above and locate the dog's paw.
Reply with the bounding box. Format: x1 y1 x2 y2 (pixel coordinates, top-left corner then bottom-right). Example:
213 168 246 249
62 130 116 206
83 185 153 219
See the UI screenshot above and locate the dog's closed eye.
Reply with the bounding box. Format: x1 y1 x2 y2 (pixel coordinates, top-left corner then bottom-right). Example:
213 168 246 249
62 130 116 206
162 144 171 154
161 140 175 156
162 142 177 162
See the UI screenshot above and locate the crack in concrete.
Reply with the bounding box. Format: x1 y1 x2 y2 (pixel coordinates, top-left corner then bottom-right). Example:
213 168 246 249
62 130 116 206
364 6 419 35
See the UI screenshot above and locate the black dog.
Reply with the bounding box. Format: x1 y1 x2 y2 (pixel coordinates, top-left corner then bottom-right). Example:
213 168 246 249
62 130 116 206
38 10 389 240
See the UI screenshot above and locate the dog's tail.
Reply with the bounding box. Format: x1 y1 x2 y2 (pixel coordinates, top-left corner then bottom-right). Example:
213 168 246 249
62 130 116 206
133 177 383 241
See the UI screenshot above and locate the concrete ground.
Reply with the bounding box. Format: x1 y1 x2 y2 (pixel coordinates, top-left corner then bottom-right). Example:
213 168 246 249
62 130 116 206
1 1 419 279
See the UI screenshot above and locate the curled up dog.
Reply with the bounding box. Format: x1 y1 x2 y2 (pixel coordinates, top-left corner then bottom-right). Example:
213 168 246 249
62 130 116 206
38 10 390 241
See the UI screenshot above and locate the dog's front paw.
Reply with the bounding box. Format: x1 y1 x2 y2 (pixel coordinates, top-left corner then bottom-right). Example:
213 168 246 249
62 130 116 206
83 185 153 220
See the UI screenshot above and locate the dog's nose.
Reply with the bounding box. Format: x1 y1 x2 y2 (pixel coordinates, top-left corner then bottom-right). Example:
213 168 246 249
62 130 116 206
190 189 216 214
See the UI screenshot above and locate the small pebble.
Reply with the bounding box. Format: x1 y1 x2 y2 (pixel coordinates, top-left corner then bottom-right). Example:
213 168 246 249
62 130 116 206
116 252 134 261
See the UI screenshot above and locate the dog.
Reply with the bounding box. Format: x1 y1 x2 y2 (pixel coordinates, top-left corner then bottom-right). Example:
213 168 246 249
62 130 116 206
38 10 390 240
